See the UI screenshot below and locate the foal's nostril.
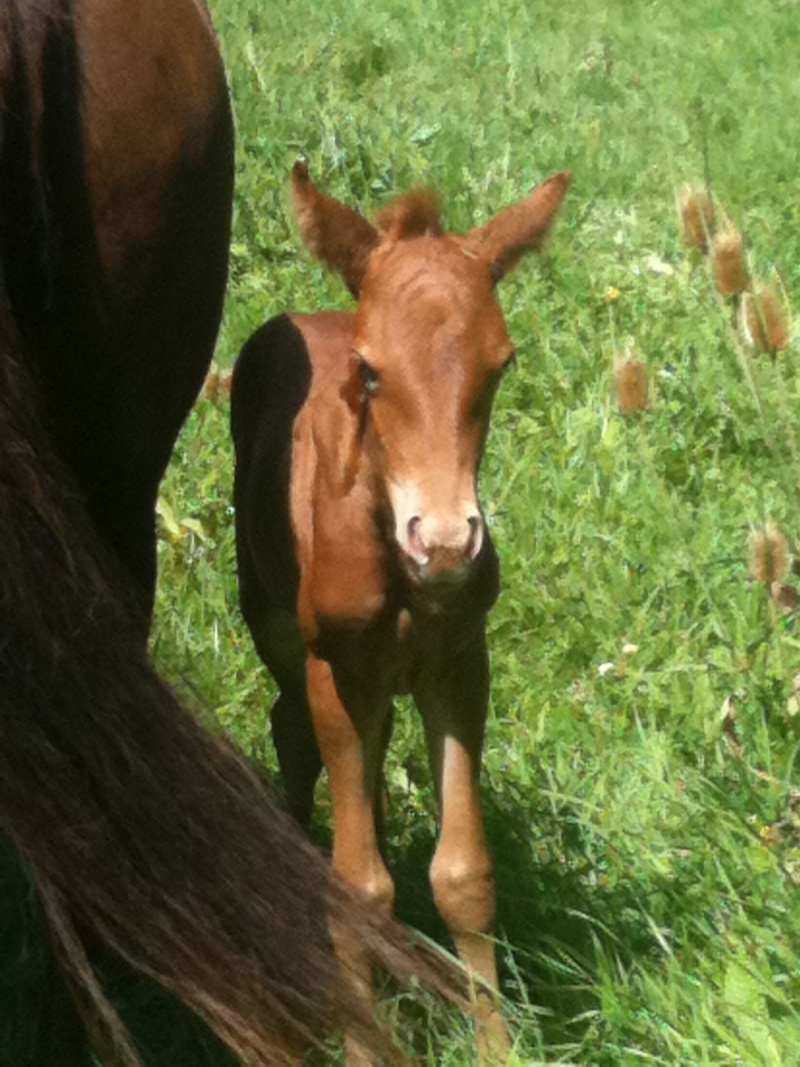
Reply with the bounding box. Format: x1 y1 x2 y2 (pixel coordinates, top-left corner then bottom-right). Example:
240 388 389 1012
407 516 428 562
466 514 484 559
403 512 482 569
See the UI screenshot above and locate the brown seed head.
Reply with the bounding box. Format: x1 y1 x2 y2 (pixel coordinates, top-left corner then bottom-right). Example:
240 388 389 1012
201 363 220 399
613 350 648 413
201 364 233 403
749 521 789 585
771 581 798 612
217 369 234 397
712 230 748 295
679 186 714 252
741 287 790 353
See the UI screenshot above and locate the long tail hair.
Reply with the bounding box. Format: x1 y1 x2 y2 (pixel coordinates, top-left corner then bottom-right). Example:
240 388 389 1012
0 331 444 1063
0 2 449 1062
0 330 447 1061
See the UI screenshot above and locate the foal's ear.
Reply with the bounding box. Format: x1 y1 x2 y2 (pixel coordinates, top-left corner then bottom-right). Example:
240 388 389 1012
460 170 571 283
290 161 380 298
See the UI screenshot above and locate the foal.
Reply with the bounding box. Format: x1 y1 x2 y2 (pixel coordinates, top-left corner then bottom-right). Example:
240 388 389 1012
232 161 569 1060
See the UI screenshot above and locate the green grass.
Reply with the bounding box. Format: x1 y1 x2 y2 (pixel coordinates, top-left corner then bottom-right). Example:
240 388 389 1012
90 0 800 1061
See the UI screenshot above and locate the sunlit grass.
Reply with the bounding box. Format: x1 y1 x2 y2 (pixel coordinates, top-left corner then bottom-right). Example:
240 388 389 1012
143 0 800 1061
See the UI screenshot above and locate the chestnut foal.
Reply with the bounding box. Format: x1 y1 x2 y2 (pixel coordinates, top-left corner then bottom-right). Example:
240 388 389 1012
232 162 569 1061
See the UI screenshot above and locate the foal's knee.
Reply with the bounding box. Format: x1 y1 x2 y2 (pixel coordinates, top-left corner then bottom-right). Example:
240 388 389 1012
348 859 396 918
429 846 496 936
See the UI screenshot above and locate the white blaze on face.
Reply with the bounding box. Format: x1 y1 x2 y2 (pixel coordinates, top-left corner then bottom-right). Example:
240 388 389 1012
351 240 512 583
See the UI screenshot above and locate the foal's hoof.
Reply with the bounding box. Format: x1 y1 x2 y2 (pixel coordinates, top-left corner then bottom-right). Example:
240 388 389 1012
476 1006 512 1064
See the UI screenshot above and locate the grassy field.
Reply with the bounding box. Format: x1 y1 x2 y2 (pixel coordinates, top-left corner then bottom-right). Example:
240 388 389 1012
145 0 800 1062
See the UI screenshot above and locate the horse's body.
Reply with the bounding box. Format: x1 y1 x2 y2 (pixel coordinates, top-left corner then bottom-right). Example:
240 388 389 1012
233 162 570 1061
0 6 427 1064
2 0 233 613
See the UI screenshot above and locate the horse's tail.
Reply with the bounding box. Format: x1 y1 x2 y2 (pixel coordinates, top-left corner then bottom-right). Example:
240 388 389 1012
0 6 451 1064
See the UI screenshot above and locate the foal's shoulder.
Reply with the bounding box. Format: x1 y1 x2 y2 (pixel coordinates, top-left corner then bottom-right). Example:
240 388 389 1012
287 311 356 388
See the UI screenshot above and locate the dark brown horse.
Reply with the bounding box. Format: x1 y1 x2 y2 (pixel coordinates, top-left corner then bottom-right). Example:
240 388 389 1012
1 0 234 617
232 161 570 1062
0 4 438 1064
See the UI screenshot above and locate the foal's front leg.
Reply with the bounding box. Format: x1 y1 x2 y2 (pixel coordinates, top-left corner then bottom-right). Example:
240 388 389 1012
305 650 394 1066
415 630 511 1062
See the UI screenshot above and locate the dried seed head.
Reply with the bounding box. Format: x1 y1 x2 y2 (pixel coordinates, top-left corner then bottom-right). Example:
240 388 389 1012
201 362 220 399
712 230 748 295
679 186 714 251
613 349 648 412
771 581 798 612
741 287 790 353
749 521 790 585
201 364 233 402
217 369 234 397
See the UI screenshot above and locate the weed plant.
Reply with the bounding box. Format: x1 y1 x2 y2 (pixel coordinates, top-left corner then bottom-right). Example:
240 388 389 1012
4 0 799 1063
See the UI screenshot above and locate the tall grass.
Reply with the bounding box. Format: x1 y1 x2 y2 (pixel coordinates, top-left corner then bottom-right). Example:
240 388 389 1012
150 0 800 1062
11 0 800 1062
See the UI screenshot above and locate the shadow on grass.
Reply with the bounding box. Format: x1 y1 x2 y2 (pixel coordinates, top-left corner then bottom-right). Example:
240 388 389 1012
2 780 687 1065
387 785 678 1058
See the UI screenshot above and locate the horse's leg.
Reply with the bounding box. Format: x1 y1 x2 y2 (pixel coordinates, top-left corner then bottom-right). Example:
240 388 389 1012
306 651 394 1067
242 601 322 826
271 689 322 827
414 630 511 1062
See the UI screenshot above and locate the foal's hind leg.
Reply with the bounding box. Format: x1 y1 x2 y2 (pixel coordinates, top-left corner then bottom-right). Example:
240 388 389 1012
271 689 322 827
244 606 322 825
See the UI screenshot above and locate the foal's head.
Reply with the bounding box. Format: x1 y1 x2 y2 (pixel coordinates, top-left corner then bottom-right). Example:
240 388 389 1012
291 161 569 587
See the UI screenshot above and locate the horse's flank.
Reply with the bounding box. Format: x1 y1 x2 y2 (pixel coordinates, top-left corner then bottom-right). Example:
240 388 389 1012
80 0 224 271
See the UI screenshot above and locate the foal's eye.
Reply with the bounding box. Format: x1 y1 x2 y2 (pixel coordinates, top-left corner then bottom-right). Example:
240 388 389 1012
358 359 380 395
